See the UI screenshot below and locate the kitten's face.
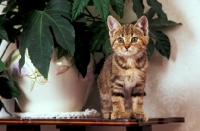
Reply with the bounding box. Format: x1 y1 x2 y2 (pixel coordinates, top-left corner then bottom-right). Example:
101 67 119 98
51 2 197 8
107 16 149 57
111 24 148 56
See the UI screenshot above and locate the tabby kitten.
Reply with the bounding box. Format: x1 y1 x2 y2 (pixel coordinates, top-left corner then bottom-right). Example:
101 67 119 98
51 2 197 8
97 15 149 121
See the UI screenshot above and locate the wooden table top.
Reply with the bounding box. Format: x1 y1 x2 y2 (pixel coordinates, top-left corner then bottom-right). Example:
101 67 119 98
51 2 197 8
0 117 184 126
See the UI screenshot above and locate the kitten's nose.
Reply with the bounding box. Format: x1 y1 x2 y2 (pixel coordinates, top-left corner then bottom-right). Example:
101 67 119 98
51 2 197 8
125 45 130 50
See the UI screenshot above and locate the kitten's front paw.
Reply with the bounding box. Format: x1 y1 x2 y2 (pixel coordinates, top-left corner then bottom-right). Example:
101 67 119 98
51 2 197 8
102 112 111 119
111 112 126 119
133 112 148 122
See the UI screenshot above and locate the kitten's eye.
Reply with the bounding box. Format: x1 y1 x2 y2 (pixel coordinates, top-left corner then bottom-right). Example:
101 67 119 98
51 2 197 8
117 37 124 43
131 37 138 43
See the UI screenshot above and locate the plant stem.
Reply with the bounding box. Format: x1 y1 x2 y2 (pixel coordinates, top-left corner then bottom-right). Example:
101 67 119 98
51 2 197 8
84 14 102 21
0 42 11 60
94 15 101 19
0 100 12 116
87 19 95 22
85 8 95 22
13 26 22 37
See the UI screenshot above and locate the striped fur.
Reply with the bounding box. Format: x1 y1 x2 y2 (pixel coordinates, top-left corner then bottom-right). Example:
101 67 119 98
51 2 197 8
97 15 149 121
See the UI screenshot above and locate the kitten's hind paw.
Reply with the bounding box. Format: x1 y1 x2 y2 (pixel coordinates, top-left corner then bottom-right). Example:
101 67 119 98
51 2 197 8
132 112 148 122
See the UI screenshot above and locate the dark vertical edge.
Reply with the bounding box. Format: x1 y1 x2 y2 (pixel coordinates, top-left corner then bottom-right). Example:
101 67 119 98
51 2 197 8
126 125 152 131
56 126 86 131
14 100 22 112
7 125 40 131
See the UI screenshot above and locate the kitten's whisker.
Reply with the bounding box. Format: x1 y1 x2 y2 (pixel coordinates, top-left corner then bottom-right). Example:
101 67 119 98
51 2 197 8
146 48 151 57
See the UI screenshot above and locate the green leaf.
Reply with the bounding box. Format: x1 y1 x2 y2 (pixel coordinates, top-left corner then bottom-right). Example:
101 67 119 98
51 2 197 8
0 77 20 99
0 26 9 41
165 20 182 28
149 27 171 58
0 16 9 41
149 27 158 40
150 18 182 29
1 13 22 42
110 0 124 18
0 0 6 4
155 30 171 59
14 0 47 13
72 0 90 21
74 38 90 78
93 0 110 22
0 16 8 25
74 14 87 23
88 0 94 6
132 0 144 18
2 0 17 13
0 59 6 72
147 38 155 59
88 21 105 32
89 21 110 54
19 0 75 78
73 22 91 78
57 46 68 59
0 100 12 116
146 0 167 21
144 8 155 21
102 35 112 55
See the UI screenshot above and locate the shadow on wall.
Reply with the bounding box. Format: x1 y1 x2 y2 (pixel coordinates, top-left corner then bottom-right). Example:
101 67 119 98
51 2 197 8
83 81 101 112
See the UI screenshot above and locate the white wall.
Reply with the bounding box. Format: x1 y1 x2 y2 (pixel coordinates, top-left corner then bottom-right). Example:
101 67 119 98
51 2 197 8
145 0 200 130
1 0 200 131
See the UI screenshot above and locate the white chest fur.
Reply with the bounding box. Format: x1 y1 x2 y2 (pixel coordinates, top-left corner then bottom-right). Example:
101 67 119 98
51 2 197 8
123 57 140 90
124 70 140 90
126 57 134 67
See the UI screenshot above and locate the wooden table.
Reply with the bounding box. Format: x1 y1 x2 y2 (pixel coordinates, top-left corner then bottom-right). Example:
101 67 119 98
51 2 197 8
0 117 184 131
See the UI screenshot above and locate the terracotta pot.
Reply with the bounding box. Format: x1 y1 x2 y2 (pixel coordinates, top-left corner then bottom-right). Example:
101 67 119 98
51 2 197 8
6 49 95 112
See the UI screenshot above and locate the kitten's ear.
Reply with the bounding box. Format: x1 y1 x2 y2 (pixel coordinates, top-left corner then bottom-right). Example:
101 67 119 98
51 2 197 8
135 16 149 36
107 15 121 37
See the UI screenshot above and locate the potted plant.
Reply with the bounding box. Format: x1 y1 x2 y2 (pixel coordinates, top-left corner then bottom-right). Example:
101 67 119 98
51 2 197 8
0 0 181 115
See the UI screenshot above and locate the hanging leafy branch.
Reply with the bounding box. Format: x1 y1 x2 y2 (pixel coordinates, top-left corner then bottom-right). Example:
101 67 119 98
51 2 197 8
1 0 181 79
